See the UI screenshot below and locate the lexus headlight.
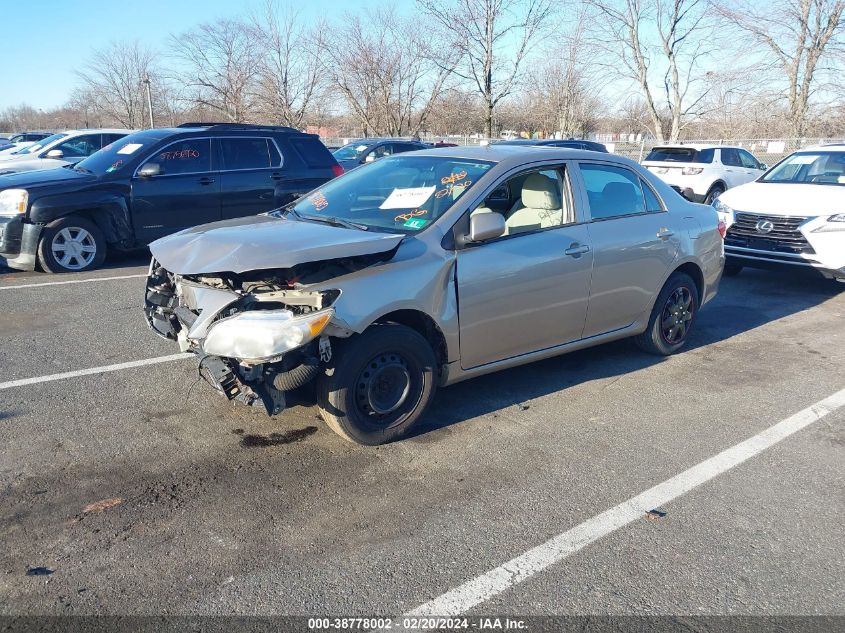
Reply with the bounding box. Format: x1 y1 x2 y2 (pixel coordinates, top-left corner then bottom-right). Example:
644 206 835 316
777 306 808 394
202 308 333 362
813 213 845 232
712 198 732 214
0 189 28 216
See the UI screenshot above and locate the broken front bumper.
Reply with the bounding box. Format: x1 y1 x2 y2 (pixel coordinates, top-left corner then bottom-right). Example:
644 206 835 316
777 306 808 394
0 217 41 271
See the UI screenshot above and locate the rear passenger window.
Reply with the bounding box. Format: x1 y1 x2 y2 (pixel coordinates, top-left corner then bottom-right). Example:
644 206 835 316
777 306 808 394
154 139 211 175
580 163 646 219
220 138 271 170
720 148 742 167
269 141 282 166
697 148 715 163
289 136 333 167
642 180 663 212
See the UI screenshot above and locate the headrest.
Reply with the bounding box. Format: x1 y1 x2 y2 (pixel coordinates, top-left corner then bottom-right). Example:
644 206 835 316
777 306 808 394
521 173 561 210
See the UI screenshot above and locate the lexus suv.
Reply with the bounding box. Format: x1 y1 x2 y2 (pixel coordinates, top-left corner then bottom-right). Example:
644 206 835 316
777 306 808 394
643 144 766 204
144 145 724 445
0 123 342 272
714 145 845 281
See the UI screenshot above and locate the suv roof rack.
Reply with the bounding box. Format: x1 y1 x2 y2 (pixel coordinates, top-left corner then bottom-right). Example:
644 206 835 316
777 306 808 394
176 122 301 133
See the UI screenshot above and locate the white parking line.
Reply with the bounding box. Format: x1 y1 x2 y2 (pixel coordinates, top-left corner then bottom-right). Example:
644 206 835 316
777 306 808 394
0 353 192 391
406 387 845 617
0 273 147 290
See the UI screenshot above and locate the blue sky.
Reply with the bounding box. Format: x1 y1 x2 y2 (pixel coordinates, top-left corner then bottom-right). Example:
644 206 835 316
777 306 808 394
0 0 409 110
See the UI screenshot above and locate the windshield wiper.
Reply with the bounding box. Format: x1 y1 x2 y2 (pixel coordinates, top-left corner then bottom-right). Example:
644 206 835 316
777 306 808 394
73 165 92 174
295 213 369 231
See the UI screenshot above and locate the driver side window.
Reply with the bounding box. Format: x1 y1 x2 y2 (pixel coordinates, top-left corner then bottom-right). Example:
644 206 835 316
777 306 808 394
142 138 211 176
471 167 572 236
56 134 102 158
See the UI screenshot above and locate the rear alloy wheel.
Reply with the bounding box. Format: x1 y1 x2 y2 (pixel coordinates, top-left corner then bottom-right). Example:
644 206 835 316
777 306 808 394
317 324 437 445
38 215 107 273
704 184 725 205
635 272 699 356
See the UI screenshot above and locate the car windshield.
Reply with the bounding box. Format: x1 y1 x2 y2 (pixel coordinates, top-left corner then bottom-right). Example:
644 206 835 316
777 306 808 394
761 152 845 186
645 147 708 162
285 155 495 233
333 142 371 161
16 132 67 155
74 132 157 176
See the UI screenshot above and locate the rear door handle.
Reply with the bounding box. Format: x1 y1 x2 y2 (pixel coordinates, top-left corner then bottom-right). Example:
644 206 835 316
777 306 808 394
198 176 215 185
271 173 284 181
564 243 591 257
657 228 674 239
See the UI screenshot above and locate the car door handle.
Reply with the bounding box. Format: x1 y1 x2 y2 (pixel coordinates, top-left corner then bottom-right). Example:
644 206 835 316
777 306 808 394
271 173 284 181
564 243 590 257
198 177 215 185
657 228 675 239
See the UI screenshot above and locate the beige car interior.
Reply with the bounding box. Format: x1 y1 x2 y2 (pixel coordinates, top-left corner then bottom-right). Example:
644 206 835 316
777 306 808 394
471 169 572 236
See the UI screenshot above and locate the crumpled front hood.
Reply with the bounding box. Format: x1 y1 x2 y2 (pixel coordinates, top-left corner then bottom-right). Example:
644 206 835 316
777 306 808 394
149 214 405 275
719 182 845 215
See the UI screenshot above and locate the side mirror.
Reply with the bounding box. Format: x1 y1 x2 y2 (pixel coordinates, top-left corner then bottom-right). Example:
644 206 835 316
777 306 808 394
364 154 376 163
759 163 768 171
469 212 506 242
44 149 63 159
137 162 161 178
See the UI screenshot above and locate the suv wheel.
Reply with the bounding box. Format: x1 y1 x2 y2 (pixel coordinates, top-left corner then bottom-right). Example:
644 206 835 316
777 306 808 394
38 215 107 273
704 184 725 205
317 324 437 445
635 272 699 356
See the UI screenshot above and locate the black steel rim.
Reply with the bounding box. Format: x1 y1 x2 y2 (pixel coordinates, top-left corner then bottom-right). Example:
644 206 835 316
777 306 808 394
354 351 420 429
660 286 694 345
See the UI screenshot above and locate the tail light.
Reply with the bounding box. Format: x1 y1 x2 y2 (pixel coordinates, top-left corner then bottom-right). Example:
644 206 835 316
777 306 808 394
682 167 703 175
717 219 727 239
331 164 344 178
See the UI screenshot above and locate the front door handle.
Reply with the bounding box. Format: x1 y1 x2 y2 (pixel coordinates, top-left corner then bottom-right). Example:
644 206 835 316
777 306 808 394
657 228 674 239
564 243 591 257
271 173 284 181
198 176 215 185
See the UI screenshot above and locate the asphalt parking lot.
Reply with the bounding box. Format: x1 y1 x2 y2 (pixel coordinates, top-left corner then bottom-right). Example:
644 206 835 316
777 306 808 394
0 255 843 618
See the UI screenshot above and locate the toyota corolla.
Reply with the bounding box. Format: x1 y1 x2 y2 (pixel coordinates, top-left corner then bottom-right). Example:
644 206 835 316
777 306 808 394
144 146 724 445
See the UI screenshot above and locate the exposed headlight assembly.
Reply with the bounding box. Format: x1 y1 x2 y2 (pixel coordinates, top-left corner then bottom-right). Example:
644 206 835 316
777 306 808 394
0 189 28 216
712 198 732 215
202 308 334 362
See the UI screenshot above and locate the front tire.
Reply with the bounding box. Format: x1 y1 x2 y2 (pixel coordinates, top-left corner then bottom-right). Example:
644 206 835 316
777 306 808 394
635 272 699 356
317 324 437 445
37 215 107 273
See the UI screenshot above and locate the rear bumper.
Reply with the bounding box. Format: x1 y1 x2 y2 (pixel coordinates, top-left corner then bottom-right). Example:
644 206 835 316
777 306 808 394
0 217 40 271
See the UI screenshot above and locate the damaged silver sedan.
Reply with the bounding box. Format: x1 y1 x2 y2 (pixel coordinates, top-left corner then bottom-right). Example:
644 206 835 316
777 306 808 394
144 146 725 444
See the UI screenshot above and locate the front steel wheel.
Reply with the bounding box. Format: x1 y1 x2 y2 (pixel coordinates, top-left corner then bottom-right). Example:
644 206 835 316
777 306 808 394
318 324 437 445
635 272 699 356
38 215 107 273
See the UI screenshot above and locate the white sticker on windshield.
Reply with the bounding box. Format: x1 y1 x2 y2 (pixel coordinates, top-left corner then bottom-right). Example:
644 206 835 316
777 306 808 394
789 154 821 164
117 143 143 155
379 186 436 209
355 145 368 151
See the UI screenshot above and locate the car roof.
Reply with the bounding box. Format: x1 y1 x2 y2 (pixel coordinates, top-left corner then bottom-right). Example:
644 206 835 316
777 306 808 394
62 128 134 135
649 143 741 150
801 143 845 152
402 144 631 167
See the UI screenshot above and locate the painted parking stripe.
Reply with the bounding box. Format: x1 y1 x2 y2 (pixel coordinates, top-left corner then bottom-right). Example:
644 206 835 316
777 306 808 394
405 386 845 617
0 353 192 391
0 273 147 290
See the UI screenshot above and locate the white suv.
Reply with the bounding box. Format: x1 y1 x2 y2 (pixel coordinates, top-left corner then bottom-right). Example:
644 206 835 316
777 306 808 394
714 145 845 282
642 144 767 204
0 129 132 175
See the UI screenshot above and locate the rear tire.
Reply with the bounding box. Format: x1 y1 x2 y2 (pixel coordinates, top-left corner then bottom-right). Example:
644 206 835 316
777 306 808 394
704 184 725 205
317 324 437 445
723 261 743 277
635 272 699 356
37 215 107 273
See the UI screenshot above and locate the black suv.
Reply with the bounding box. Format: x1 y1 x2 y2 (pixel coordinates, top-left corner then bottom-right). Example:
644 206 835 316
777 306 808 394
0 123 342 272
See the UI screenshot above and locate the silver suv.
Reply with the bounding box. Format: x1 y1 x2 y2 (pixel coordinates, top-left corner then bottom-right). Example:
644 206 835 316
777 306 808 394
145 146 725 444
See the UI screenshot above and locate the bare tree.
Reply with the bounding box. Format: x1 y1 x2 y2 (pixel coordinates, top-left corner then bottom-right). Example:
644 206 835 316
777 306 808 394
76 42 158 128
419 0 553 138
323 8 455 136
585 0 715 141
251 1 323 128
717 0 845 137
170 19 260 122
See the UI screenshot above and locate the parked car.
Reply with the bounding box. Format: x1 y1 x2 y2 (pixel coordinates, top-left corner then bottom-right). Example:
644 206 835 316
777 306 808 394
642 144 766 204
713 144 845 281
4 131 53 151
332 138 429 171
496 138 609 152
0 123 342 273
0 129 132 175
143 145 724 445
